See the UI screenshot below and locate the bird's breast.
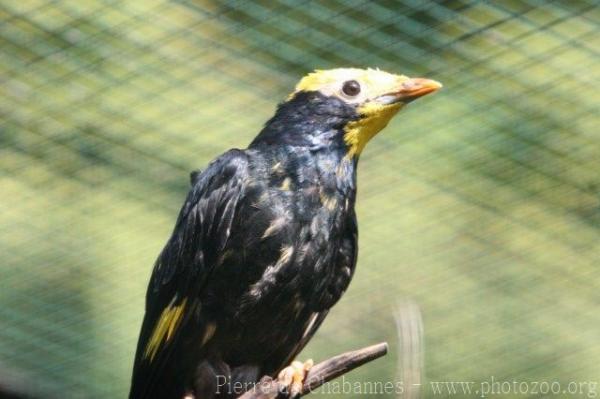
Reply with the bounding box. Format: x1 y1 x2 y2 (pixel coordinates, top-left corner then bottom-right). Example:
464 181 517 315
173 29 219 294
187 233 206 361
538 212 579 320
197 155 357 368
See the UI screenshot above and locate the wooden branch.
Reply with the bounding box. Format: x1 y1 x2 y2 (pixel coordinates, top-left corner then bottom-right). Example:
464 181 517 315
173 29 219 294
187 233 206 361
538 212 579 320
237 342 388 399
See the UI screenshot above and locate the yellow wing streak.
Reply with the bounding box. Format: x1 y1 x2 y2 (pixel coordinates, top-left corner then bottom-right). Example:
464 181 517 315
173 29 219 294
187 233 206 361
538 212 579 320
143 297 188 362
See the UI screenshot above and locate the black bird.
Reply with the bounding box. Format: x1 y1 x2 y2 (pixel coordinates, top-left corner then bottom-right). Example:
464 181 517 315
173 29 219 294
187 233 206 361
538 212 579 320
129 68 441 399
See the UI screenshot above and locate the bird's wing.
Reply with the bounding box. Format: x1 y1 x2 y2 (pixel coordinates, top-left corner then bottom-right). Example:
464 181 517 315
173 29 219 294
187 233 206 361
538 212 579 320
129 149 250 399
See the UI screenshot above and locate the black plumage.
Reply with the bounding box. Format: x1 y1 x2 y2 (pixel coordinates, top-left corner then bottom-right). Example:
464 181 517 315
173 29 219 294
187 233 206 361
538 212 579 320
129 69 441 399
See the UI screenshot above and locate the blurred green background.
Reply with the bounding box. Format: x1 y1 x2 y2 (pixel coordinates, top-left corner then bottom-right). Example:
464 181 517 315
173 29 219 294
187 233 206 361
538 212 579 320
1 1 599 398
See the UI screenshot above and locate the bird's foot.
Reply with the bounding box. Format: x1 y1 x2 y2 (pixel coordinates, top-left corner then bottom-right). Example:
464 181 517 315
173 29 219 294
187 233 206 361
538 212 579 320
277 359 313 398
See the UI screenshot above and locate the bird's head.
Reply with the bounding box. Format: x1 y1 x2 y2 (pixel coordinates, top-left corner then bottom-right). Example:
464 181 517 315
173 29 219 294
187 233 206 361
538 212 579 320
253 68 441 158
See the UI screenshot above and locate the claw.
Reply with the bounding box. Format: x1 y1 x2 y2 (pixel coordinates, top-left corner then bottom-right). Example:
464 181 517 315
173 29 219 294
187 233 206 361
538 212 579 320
277 359 313 398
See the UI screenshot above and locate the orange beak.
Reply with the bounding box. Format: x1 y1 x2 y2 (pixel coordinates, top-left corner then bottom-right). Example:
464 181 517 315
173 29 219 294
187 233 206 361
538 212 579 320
395 78 442 103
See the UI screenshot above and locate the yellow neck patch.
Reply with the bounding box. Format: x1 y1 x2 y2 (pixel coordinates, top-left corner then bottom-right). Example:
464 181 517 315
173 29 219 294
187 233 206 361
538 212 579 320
344 102 403 157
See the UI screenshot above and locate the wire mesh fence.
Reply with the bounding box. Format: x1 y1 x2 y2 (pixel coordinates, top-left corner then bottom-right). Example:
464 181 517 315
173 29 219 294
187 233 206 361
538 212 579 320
1 1 599 398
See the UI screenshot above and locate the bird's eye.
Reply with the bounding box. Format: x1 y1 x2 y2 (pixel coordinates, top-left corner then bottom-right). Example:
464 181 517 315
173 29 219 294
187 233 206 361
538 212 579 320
342 80 361 97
